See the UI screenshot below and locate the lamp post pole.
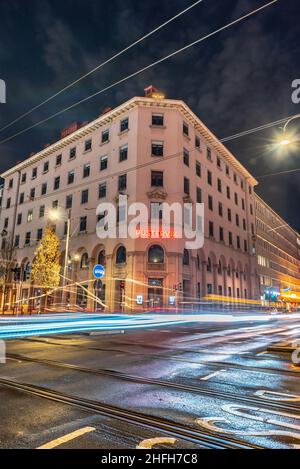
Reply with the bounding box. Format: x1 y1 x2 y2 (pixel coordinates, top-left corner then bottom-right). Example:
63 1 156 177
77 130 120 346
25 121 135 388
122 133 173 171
61 210 71 310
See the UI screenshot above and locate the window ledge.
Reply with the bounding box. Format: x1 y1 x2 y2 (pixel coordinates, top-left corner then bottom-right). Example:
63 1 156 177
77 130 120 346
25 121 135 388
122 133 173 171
100 140 110 147
118 128 129 136
150 125 166 129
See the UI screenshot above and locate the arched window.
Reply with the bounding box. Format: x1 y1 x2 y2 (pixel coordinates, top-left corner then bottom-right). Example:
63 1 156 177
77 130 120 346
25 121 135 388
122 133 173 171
98 250 106 265
183 249 189 266
148 245 164 264
207 257 212 272
80 253 89 269
116 246 126 264
217 261 222 275
227 265 231 276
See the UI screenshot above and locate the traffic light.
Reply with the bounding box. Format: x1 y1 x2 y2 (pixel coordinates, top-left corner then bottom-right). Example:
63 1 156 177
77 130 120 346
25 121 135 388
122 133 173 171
178 282 183 292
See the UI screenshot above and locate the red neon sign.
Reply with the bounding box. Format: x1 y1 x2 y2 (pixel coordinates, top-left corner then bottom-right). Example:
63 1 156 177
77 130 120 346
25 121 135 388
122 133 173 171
135 229 179 239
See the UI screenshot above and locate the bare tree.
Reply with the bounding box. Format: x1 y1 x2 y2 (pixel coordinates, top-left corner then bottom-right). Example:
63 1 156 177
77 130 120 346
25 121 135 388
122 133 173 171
0 234 16 312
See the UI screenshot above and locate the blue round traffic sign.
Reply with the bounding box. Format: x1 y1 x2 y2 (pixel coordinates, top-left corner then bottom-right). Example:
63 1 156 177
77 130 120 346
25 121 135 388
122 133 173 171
93 264 105 279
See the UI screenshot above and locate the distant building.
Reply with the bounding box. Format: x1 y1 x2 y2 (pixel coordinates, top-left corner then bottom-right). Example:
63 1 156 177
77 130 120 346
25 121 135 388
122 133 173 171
255 195 300 304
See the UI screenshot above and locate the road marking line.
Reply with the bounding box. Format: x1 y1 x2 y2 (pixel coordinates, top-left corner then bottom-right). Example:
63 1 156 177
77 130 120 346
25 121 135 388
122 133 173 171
37 426 95 449
201 369 227 381
137 437 176 449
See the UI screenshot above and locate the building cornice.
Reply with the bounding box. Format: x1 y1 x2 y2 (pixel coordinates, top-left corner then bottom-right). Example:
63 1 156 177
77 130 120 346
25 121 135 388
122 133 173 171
1 96 257 185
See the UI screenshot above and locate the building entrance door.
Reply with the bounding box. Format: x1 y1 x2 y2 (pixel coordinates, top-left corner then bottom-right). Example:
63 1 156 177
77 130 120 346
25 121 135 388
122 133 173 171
147 278 163 309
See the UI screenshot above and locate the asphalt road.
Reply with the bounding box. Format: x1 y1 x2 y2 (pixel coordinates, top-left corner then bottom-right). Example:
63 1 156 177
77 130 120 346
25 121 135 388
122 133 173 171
0 312 300 449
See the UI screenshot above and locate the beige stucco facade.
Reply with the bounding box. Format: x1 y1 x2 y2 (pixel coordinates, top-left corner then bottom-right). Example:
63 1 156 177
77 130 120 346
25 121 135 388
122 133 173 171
0 90 281 312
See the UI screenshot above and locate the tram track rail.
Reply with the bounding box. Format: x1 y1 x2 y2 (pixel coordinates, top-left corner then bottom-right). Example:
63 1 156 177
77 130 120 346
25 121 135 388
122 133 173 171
5 352 300 415
0 375 259 449
21 336 300 378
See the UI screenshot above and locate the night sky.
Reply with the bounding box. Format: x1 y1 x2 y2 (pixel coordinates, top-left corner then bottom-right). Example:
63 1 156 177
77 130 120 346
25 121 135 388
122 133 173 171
0 0 299 229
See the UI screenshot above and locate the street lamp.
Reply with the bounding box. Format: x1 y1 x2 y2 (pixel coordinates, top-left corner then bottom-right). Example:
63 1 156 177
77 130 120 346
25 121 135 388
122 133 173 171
278 114 300 146
48 207 71 309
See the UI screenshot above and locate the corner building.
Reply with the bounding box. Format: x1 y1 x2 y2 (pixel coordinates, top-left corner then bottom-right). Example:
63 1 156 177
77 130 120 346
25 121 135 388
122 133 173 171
0 88 260 312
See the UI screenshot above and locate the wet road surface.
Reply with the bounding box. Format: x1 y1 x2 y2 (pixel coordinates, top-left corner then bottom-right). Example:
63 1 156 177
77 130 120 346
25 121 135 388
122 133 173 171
0 313 300 449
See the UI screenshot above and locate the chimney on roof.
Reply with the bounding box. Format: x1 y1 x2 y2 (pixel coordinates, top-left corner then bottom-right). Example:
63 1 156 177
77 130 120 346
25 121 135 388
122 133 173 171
144 85 165 99
101 107 112 115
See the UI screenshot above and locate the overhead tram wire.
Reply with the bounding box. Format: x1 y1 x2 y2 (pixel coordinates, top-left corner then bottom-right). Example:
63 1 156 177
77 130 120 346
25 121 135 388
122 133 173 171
0 0 205 134
220 113 298 143
0 0 278 146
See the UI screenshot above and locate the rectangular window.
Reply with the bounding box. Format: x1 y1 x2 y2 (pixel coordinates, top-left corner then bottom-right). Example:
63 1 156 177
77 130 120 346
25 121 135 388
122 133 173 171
226 165 230 176
43 161 49 173
219 227 224 242
64 221 68 236
244 240 248 252
237 236 241 249
242 198 245 210
151 171 163 187
80 216 87 232
54 176 60 190
217 156 221 169
6 198 11 209
250 204 253 215
209 221 214 238
243 218 246 230
120 117 129 132
207 147 212 161
218 202 223 217
83 163 90 178
234 192 238 205
56 154 62 166
152 113 164 126
37 228 43 241
25 232 31 246
217 178 222 193
208 195 213 211
226 186 230 199
229 231 233 246
14 235 20 248
41 183 47 196
195 135 200 149
152 141 164 157
32 167 37 179
119 144 128 162
184 177 190 195
17 213 22 225
69 147 76 159
183 121 189 136
118 174 127 191
196 160 201 177
81 189 89 204
30 188 35 200
19 193 24 204
101 129 109 143
68 170 75 184
21 173 26 184
228 208 232 222
234 173 237 183
52 200 58 209
4 218 8 229
100 155 108 171
207 170 212 186
66 194 73 209
39 205 45 218
196 187 202 203
27 210 33 223
183 148 189 166
98 182 107 198
84 139 92 151
236 214 239 226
